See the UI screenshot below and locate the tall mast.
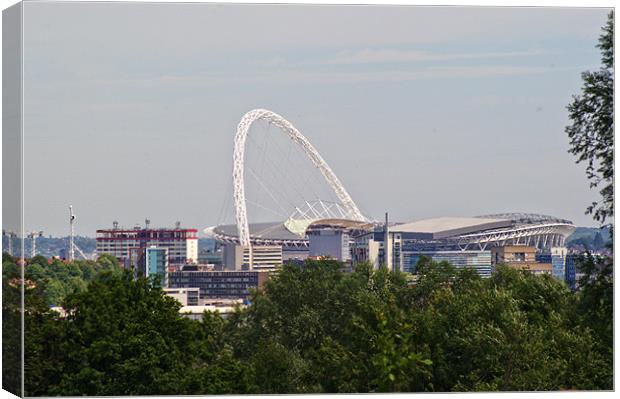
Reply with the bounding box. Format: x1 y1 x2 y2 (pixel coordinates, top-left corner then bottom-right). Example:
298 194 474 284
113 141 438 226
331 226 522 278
384 212 391 270
69 205 76 262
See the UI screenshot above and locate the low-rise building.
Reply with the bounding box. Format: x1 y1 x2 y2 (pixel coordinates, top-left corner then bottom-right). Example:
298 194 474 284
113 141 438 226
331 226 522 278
353 229 492 276
167 270 270 299
307 227 351 262
162 287 200 306
492 245 553 275
403 250 493 277
222 243 283 271
491 245 537 265
538 251 582 290
178 305 239 320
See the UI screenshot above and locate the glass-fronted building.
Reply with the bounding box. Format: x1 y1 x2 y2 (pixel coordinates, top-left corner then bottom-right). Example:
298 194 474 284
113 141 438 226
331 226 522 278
167 270 269 299
135 247 169 286
537 250 580 290
146 247 168 285
565 255 578 290
402 250 492 277
351 215 576 280
550 247 568 281
352 230 492 277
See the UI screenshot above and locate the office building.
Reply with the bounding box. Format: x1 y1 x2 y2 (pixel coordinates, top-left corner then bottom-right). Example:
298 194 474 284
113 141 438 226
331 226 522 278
96 223 198 267
130 246 169 286
307 227 351 262
491 245 553 275
162 287 200 306
352 229 401 270
222 243 282 271
538 251 581 290
551 247 568 281
565 254 579 290
403 250 493 277
491 245 537 265
144 247 168 286
167 270 270 299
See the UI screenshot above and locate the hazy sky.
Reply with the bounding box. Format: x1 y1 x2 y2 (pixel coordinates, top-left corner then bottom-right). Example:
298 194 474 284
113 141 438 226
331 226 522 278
21 2 611 236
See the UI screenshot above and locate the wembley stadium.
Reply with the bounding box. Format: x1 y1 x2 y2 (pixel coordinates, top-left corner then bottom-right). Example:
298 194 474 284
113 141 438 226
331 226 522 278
206 211 576 252
205 109 577 269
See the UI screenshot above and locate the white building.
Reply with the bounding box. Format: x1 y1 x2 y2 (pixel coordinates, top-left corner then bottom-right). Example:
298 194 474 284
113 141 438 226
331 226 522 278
96 225 198 267
222 243 283 271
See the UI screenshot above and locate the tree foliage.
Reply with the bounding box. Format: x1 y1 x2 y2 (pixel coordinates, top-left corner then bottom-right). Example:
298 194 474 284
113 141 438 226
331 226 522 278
566 11 614 224
23 254 121 306
2 253 22 396
413 263 611 390
10 255 612 395
46 270 201 396
574 254 613 355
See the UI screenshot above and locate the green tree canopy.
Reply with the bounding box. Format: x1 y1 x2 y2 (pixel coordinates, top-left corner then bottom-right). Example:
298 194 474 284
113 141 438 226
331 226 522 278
46 270 201 396
566 11 614 224
18 257 613 395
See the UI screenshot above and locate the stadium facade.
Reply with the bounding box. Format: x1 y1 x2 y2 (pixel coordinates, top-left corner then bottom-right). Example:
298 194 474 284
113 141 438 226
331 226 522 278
206 212 576 276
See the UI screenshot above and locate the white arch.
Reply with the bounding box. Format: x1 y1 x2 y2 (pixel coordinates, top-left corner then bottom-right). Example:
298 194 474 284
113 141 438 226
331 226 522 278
233 109 365 246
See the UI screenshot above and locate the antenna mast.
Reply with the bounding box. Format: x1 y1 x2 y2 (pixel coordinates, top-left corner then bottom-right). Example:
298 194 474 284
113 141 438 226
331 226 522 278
69 205 76 262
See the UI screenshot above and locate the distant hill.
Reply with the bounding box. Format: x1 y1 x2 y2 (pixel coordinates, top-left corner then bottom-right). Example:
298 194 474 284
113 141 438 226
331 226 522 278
566 226 612 251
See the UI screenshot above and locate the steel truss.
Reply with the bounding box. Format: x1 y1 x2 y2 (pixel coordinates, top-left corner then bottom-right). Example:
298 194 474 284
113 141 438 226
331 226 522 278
209 222 576 252
233 109 365 246
449 223 576 251
208 229 310 249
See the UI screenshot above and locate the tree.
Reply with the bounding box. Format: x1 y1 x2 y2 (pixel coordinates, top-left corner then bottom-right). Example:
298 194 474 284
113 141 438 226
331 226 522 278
230 260 434 393
566 11 614 225
564 13 614 389
41 270 201 396
30 254 49 267
411 262 611 391
2 254 22 396
96 253 121 269
592 231 605 249
18 257 614 394
575 254 613 366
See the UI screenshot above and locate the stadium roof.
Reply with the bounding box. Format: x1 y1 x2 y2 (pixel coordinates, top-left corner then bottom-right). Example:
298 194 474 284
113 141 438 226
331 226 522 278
212 222 301 241
207 213 575 249
390 217 513 240
475 213 573 225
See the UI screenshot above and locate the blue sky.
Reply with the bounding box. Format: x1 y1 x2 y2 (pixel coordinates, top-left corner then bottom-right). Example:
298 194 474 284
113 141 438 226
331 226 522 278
21 3 611 235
